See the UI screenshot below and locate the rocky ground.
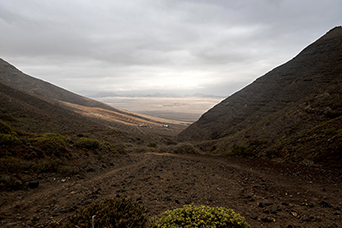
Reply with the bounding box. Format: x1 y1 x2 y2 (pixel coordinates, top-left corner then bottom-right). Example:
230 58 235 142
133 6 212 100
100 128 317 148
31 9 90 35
0 152 341 228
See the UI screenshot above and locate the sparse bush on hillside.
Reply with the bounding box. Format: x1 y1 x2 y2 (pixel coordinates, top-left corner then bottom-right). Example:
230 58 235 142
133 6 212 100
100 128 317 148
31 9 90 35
148 142 157 148
0 114 19 122
111 143 126 154
33 133 68 156
148 204 250 228
0 174 25 190
31 159 62 173
75 137 100 150
0 133 22 146
225 145 255 158
0 157 24 173
172 143 200 154
157 143 201 155
66 198 147 228
0 120 14 134
76 133 88 138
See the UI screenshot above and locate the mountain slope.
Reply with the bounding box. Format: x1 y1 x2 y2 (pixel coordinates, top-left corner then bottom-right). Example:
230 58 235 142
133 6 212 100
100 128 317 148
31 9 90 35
0 59 118 110
178 27 342 167
0 59 189 136
179 26 342 141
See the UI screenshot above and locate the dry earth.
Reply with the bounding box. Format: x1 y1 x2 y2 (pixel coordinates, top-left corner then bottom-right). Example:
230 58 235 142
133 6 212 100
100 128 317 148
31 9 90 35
1 152 341 228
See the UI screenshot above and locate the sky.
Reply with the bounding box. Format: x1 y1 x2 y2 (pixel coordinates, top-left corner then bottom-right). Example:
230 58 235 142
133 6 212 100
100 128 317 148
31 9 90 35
1 0 341 97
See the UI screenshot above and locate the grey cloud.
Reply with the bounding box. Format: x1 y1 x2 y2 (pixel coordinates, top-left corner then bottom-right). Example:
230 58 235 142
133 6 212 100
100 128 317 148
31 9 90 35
0 0 341 97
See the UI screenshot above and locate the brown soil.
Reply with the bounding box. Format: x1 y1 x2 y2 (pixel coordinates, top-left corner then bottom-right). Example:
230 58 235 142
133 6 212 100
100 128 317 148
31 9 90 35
1 152 341 228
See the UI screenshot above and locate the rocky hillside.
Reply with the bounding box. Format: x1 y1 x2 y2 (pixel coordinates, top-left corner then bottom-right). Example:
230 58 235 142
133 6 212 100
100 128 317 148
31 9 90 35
179 27 342 167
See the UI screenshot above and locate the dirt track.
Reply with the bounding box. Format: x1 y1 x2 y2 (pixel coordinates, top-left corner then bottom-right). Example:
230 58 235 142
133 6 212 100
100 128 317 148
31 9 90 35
1 153 341 227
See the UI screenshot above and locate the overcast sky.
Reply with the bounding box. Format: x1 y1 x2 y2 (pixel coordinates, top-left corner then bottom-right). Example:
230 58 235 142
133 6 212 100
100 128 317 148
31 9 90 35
1 0 341 97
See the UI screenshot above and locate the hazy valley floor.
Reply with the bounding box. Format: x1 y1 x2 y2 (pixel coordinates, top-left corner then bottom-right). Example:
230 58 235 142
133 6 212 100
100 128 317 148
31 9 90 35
1 153 341 228
95 96 224 122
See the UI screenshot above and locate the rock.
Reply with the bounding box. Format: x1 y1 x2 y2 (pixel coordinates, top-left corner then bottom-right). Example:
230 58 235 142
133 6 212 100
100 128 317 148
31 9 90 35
270 208 277 214
261 216 274 222
320 201 332 208
28 180 39 189
290 211 298 217
258 202 265 208
309 215 316 222
250 214 258 220
301 215 310 222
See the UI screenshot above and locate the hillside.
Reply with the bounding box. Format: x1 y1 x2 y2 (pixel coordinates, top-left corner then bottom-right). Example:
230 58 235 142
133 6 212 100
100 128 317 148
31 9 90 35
0 59 189 137
179 26 342 167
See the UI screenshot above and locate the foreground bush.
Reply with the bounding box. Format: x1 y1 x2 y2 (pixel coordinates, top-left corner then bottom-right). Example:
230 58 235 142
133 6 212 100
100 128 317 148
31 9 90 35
66 198 147 228
149 204 250 228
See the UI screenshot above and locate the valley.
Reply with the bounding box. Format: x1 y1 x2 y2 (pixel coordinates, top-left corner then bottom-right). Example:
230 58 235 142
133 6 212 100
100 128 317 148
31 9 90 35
1 26 342 227
95 96 224 122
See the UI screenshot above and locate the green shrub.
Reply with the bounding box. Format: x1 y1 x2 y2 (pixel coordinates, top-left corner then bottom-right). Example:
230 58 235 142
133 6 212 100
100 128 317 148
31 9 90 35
66 198 147 228
148 143 157 148
149 204 250 228
111 143 127 154
0 174 25 190
0 120 14 134
172 143 199 154
0 133 22 145
75 137 100 149
0 114 19 122
31 159 62 173
0 157 24 173
33 133 67 155
230 145 254 158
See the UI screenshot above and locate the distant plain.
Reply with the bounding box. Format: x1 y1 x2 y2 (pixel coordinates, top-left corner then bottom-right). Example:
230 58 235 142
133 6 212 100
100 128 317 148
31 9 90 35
95 96 224 122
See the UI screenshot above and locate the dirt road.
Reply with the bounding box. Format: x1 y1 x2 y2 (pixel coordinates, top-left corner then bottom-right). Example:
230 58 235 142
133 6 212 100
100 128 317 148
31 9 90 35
1 153 341 227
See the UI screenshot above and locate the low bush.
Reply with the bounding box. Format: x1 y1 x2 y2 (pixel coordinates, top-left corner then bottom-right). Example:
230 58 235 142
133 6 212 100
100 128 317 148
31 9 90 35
0 120 14 134
112 143 127 154
0 114 19 122
66 198 147 228
172 143 200 154
33 133 67 156
0 157 24 173
0 174 25 190
0 133 22 146
75 137 100 150
148 143 157 148
157 143 200 155
225 145 255 158
31 159 62 173
149 204 250 228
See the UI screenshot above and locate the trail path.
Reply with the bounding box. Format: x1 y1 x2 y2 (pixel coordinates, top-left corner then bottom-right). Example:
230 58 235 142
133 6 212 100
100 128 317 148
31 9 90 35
1 153 341 227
